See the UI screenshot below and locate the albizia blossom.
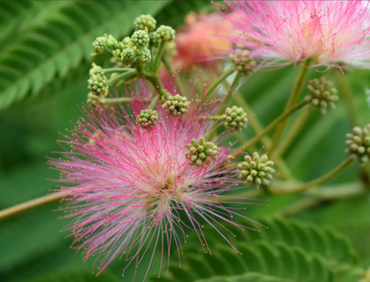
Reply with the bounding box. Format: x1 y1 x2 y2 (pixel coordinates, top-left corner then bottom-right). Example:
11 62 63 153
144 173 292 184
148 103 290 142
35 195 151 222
221 0 370 70
50 83 264 280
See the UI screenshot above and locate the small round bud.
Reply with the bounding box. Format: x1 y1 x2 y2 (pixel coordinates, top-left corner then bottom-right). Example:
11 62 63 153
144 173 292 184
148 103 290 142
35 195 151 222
134 15 156 31
162 94 190 116
120 46 151 67
185 137 218 166
149 31 159 47
86 92 100 108
222 106 248 133
345 124 370 164
156 25 176 42
87 64 108 96
92 34 118 54
132 47 151 66
230 49 256 76
131 30 150 48
136 109 158 128
305 77 338 114
238 152 275 189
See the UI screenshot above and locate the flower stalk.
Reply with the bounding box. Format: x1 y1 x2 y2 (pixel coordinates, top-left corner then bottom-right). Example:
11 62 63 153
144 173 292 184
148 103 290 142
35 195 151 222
204 67 235 97
236 100 310 152
269 157 354 194
270 61 310 151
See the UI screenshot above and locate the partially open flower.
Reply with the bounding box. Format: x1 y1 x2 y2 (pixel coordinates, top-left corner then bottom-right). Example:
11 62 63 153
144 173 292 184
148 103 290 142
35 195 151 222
220 1 370 70
173 12 235 70
50 81 264 279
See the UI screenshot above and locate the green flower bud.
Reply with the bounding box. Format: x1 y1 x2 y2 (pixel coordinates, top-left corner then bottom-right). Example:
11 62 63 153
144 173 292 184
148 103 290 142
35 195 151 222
131 30 150 48
134 15 157 31
87 64 108 96
229 49 256 76
345 124 370 164
185 137 218 166
162 94 190 116
136 109 158 128
305 77 338 114
156 25 176 42
149 31 159 47
86 92 100 108
237 152 275 189
120 46 151 67
92 34 118 54
222 106 248 133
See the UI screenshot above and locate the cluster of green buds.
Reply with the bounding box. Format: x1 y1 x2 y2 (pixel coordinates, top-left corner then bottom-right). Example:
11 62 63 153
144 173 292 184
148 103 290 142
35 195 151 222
345 125 370 164
305 77 339 114
237 152 275 189
222 106 248 133
133 15 157 32
87 64 108 107
135 109 158 129
162 94 190 116
92 34 118 55
111 30 151 67
230 49 256 76
185 137 218 166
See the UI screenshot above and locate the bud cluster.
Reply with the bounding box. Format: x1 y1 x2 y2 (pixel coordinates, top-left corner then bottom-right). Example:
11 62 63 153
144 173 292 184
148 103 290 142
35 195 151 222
237 152 275 189
230 49 256 76
136 109 158 128
222 106 248 133
92 34 118 55
133 15 157 31
305 78 338 114
162 94 190 116
185 137 218 166
87 64 108 97
345 125 370 164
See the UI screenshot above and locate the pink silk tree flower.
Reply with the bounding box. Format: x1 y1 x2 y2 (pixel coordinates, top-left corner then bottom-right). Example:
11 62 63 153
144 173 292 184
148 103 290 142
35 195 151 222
220 0 370 71
50 83 264 280
173 12 235 70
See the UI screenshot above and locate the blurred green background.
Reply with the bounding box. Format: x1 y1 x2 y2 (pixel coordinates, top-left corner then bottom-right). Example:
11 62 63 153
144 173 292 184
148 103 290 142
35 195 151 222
0 1 369 281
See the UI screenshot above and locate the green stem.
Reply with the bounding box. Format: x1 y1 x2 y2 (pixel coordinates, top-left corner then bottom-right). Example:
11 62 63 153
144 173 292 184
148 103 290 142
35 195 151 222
223 80 293 180
236 100 309 152
273 108 310 158
270 61 310 152
223 72 241 107
102 97 152 105
103 68 134 74
335 70 359 127
204 67 235 97
151 40 166 72
149 94 159 109
0 192 65 222
107 69 137 86
269 157 354 194
279 181 367 216
200 115 222 120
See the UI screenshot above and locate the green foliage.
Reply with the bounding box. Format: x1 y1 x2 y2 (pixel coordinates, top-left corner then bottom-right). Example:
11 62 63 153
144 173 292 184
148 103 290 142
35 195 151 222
149 218 362 282
21 268 118 282
0 1 167 110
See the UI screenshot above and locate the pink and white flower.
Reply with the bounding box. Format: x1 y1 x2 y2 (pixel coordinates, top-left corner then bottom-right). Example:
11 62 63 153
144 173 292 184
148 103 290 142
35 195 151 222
220 0 370 70
50 83 264 280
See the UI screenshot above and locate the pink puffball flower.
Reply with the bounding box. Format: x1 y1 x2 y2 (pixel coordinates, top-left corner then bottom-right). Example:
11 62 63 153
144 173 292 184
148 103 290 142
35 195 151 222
220 0 370 71
173 12 235 70
50 83 264 280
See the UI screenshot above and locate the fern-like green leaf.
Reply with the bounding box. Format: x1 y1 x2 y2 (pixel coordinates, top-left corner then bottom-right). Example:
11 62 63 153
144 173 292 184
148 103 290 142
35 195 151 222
149 218 362 282
0 1 168 110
